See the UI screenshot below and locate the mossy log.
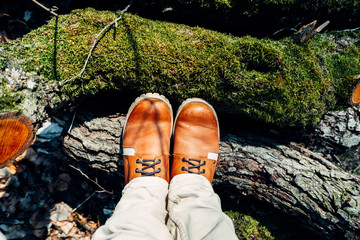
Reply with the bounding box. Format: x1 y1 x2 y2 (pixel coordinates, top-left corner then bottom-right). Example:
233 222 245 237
1 8 360 128
62 105 360 240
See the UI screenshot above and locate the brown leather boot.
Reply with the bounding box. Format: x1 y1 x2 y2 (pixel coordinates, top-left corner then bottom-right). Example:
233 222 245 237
122 93 173 184
171 98 220 183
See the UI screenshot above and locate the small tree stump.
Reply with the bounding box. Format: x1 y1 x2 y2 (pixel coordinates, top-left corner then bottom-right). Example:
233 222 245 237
0 112 34 167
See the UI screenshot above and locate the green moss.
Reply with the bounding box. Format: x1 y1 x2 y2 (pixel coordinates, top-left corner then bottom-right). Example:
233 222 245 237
0 78 23 110
225 210 274 239
0 41 22 70
0 54 6 70
326 30 360 39
312 33 360 108
2 8 360 126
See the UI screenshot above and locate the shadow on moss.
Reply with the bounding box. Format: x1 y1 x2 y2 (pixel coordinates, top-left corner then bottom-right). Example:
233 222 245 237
217 186 327 240
225 210 274 240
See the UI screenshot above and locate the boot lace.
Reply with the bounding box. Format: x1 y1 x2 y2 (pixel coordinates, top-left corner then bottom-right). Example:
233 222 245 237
135 158 161 176
181 158 206 174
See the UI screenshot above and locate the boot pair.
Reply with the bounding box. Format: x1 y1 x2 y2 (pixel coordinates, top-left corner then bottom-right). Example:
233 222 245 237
122 93 220 184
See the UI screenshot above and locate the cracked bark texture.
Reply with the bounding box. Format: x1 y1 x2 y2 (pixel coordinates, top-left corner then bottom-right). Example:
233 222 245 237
62 109 360 240
216 134 360 240
63 111 125 174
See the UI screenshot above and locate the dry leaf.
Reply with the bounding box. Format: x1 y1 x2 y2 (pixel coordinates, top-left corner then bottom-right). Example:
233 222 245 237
6 164 16 175
60 222 74 235
54 173 71 192
33 227 46 238
5 225 26 240
50 202 72 222
4 195 18 214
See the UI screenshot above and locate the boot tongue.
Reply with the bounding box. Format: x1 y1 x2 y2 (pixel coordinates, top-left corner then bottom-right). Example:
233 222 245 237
207 152 219 160
123 147 135 156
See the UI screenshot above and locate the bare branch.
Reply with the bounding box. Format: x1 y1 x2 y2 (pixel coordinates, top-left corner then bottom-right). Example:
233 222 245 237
338 27 360 32
67 111 77 134
292 20 317 43
315 20 330 33
264 21 302 39
32 0 58 16
61 1 134 86
69 164 113 194
72 192 97 213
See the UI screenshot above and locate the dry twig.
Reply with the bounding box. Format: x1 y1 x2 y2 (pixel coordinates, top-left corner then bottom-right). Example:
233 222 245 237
69 165 113 194
32 0 58 16
72 192 97 213
338 27 360 32
67 112 77 134
61 1 134 86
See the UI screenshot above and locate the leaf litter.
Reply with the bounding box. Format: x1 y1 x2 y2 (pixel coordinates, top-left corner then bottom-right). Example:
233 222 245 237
0 115 123 239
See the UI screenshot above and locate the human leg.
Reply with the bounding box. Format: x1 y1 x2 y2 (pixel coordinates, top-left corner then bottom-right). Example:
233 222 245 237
167 174 237 240
92 177 172 240
167 99 238 240
92 93 173 240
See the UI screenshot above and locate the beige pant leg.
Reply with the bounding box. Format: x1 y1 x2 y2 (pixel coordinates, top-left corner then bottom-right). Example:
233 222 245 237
92 177 172 240
167 174 238 240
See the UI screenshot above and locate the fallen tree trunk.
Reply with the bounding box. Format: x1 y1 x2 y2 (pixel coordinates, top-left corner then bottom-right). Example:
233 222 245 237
217 134 360 240
62 106 360 240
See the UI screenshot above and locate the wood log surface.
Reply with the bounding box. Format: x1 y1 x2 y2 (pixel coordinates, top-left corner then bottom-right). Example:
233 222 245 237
61 102 360 240
216 133 360 240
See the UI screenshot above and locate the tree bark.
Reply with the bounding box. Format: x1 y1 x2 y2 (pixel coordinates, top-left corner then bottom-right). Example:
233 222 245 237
63 110 124 174
216 133 360 240
62 107 360 240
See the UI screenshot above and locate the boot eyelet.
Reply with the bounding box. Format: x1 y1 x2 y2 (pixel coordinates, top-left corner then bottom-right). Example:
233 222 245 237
158 159 161 163
182 158 186 162
135 168 139 173
136 159 140 163
181 167 186 171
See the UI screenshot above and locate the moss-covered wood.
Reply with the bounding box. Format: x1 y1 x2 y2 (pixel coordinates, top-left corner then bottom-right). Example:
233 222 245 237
1 8 360 127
